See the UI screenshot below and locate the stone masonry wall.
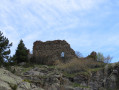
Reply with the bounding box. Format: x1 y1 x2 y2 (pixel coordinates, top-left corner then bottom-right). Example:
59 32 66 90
33 40 77 65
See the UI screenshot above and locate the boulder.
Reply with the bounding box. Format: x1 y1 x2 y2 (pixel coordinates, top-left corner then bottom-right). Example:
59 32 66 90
0 80 12 90
0 68 44 90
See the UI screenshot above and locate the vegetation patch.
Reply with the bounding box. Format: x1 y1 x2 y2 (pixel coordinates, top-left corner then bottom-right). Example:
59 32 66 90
57 58 105 74
63 71 90 78
72 83 90 88
88 67 103 72
23 79 32 83
21 67 33 73
63 72 77 78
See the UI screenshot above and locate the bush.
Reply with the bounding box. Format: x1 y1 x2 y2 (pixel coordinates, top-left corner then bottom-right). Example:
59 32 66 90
96 52 104 62
96 52 112 63
57 58 104 74
87 51 97 60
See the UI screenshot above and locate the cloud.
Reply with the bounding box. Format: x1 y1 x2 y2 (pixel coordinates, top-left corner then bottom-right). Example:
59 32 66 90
0 0 105 38
1 0 119 62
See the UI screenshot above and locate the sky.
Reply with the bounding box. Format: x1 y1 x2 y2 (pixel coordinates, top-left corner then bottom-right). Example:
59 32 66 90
0 0 119 62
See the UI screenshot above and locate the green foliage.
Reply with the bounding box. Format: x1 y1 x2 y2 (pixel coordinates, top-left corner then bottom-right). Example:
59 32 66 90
13 40 28 64
72 83 81 87
63 72 77 78
0 31 12 66
23 79 31 83
96 52 104 62
87 51 112 63
88 67 103 72
72 83 89 88
57 58 105 74
96 52 112 63
87 51 97 60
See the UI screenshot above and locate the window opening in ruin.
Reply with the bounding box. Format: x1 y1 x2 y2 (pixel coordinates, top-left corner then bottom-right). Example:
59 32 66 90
61 52 65 57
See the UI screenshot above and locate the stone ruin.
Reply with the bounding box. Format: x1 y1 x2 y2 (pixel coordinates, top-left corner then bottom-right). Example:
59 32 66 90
32 40 77 65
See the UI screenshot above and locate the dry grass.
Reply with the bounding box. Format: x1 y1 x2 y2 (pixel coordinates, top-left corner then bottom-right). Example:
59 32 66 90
57 58 105 73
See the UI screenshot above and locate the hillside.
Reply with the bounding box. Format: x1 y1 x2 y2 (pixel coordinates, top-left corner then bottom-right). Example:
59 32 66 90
0 61 119 90
0 33 117 90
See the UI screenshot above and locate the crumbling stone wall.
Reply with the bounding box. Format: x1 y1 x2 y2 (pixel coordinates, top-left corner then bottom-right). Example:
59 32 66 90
33 40 77 65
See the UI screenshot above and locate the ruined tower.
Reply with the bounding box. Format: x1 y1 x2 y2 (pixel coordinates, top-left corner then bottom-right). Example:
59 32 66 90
33 40 77 65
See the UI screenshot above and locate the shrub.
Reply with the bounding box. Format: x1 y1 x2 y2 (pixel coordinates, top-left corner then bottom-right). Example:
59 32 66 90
97 52 112 63
96 52 104 62
57 58 104 74
87 51 97 60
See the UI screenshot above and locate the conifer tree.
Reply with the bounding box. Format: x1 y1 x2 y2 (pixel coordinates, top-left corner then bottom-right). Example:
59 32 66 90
14 40 28 63
0 31 12 65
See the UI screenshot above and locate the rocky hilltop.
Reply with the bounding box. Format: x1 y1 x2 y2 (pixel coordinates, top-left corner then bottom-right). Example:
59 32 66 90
0 40 118 90
0 62 119 90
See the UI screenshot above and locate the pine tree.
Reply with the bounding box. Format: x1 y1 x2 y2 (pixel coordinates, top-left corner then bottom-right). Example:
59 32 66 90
14 40 28 63
0 31 12 66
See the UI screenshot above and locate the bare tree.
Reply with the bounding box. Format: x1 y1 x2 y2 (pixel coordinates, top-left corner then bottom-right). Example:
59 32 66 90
104 55 112 63
75 51 83 58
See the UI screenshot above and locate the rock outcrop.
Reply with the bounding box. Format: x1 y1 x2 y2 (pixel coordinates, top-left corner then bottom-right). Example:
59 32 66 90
33 40 77 65
0 68 43 90
1 62 119 90
8 62 119 90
